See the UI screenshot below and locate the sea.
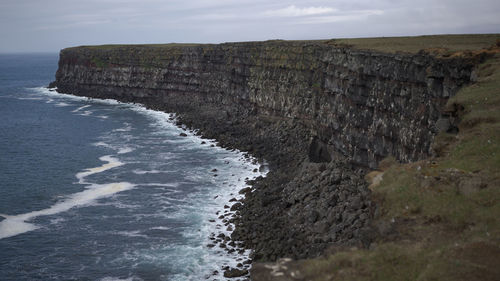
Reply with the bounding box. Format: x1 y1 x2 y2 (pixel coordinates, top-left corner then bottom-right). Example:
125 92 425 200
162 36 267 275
0 53 266 280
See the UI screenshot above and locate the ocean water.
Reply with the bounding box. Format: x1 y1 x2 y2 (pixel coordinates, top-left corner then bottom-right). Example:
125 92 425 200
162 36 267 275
0 54 265 280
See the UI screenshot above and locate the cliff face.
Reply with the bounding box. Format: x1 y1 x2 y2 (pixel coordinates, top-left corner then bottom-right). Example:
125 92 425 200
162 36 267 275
54 41 475 168
52 41 477 261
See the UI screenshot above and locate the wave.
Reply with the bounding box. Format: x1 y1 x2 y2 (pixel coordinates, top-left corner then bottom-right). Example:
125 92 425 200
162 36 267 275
132 169 174 175
113 230 148 238
55 102 71 107
0 182 135 239
78 110 94 116
39 88 125 107
118 147 133 154
16 97 44 100
76 155 123 184
93 142 134 155
24 86 269 278
150 226 171 230
72 104 91 112
112 122 132 132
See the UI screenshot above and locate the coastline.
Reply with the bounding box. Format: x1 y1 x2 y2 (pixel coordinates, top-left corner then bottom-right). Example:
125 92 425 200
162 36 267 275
48 35 500 279
45 87 265 278
49 79 375 264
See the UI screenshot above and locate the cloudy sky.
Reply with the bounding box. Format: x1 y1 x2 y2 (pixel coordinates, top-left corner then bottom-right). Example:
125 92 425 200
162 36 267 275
1 0 499 53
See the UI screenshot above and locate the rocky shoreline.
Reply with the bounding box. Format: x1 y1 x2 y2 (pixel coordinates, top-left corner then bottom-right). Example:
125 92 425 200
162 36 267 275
84 92 376 262
50 86 374 278
49 40 478 278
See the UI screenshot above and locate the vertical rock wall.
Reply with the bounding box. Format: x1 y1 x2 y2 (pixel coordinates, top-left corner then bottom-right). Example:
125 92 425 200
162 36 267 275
54 41 475 168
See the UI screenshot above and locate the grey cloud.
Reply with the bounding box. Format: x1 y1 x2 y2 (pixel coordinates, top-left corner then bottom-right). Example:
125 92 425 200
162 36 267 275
0 0 499 52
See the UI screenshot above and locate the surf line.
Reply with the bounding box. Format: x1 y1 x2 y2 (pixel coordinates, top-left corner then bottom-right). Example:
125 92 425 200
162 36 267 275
71 104 91 112
0 156 133 240
76 155 123 184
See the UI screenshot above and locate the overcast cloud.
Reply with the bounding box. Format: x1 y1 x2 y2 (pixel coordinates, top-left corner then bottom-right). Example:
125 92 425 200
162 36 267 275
0 0 499 52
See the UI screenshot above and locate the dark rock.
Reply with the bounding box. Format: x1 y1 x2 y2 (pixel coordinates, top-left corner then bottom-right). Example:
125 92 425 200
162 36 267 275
223 268 248 278
309 137 332 163
230 203 242 211
239 187 252 194
179 133 187 137
308 210 320 224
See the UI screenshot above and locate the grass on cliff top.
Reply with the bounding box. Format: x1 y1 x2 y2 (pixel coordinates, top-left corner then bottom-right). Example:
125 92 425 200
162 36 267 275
65 43 208 52
328 34 500 54
69 34 500 55
294 49 500 280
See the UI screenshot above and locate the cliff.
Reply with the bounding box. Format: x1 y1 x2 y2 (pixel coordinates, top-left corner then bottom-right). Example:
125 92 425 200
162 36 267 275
54 41 476 168
250 38 500 281
51 37 490 266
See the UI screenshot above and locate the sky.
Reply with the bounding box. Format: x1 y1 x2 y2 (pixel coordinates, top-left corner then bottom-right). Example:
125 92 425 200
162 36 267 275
0 0 499 53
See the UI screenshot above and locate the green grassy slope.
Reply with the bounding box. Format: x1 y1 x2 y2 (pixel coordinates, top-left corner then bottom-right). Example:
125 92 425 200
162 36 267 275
329 34 499 54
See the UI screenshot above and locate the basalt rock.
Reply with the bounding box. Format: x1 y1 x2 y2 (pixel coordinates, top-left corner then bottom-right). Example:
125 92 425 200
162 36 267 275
50 40 478 262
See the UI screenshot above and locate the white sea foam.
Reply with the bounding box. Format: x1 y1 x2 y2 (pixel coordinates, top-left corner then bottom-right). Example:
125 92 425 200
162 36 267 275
55 102 71 107
0 182 135 239
150 226 171 230
17 97 44 100
114 230 148 238
117 147 133 154
27 86 269 277
93 141 113 148
113 122 132 132
132 169 173 175
93 142 134 155
71 104 91 112
138 183 180 188
76 155 123 184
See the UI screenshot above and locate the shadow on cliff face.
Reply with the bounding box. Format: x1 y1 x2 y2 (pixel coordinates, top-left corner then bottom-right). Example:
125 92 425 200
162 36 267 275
308 137 332 163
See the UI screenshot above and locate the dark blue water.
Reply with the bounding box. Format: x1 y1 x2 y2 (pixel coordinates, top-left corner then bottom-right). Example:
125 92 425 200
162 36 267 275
0 54 264 280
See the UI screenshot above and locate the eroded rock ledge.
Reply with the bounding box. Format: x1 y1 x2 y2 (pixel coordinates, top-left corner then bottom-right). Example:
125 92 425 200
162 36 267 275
50 40 477 262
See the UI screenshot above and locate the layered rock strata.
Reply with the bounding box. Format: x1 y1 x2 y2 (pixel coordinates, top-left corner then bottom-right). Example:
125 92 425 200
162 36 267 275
51 41 477 261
